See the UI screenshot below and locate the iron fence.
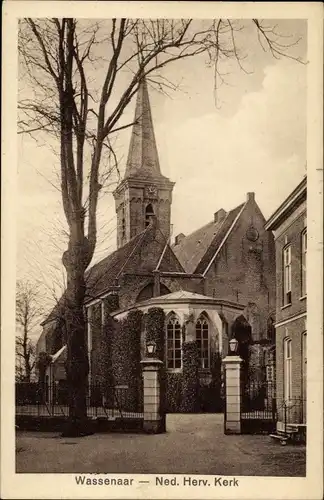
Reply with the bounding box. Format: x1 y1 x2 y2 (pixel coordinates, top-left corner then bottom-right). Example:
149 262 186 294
16 382 143 420
240 380 277 434
276 397 306 427
241 380 276 417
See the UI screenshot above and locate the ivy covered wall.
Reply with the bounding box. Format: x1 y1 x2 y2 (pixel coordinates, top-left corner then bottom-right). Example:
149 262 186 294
89 301 225 414
181 341 199 412
111 309 143 411
166 372 183 413
145 307 165 360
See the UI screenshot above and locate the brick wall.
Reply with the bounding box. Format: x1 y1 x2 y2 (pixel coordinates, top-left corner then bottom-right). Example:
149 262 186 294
204 199 276 339
274 209 307 325
115 182 173 248
276 317 306 423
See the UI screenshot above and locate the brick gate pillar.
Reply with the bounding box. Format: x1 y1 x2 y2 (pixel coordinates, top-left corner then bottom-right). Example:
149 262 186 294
223 355 243 434
140 358 166 434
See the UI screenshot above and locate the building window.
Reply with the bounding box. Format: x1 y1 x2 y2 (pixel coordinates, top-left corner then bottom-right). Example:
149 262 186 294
284 337 292 402
166 315 182 369
145 203 155 227
302 332 307 422
301 229 307 296
196 316 210 369
283 245 292 305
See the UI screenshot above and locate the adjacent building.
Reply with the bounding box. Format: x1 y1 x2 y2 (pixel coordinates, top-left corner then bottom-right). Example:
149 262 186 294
265 176 307 434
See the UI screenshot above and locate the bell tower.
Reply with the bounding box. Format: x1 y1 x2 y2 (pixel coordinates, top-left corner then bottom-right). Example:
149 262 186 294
113 77 174 248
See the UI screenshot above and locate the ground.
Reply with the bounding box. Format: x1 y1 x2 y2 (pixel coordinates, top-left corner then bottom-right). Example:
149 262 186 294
16 414 306 476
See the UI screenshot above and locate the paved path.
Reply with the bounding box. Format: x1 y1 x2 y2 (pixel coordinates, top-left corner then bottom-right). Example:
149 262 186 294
16 414 305 476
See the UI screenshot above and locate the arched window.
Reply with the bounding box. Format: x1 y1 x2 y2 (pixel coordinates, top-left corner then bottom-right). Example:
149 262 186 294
122 218 126 239
196 316 210 369
267 316 276 344
231 315 252 362
121 206 126 239
166 315 182 369
284 337 292 402
145 203 155 227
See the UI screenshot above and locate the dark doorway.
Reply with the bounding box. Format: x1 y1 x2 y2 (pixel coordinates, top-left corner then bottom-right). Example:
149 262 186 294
136 283 171 303
231 315 252 393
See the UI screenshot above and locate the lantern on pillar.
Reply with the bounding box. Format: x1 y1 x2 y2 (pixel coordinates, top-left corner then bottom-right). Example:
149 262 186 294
146 340 156 357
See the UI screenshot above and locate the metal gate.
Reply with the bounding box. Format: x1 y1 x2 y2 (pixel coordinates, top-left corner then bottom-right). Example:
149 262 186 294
240 380 277 434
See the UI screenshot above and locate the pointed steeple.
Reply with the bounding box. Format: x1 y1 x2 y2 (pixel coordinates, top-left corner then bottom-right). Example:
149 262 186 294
113 76 174 249
124 77 162 179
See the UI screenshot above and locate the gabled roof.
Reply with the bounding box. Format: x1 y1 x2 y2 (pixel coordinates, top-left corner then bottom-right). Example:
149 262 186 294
173 203 245 274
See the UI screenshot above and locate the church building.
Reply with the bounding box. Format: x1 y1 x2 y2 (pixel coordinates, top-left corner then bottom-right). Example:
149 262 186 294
38 77 276 412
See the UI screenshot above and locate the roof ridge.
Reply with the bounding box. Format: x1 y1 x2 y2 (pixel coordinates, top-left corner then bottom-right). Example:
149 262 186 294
173 202 244 245
201 201 247 276
115 224 151 279
86 226 149 276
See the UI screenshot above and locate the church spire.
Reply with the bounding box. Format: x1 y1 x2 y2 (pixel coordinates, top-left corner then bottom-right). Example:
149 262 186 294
124 76 162 179
113 75 174 249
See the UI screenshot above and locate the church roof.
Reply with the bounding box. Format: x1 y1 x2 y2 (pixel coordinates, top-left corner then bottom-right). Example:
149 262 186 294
41 230 148 326
172 202 245 274
41 223 184 326
150 290 214 301
112 289 246 317
85 229 147 300
124 77 166 181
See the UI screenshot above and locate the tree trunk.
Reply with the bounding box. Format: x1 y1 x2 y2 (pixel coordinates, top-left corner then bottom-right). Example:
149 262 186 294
62 233 92 437
25 364 31 383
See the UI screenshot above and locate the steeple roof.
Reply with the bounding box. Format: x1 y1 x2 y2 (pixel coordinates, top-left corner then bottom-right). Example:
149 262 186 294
124 77 162 180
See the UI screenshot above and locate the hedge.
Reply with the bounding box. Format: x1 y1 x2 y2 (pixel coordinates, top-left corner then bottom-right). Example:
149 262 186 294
111 309 143 411
145 307 165 360
166 372 182 412
181 341 199 413
96 311 116 406
103 294 119 314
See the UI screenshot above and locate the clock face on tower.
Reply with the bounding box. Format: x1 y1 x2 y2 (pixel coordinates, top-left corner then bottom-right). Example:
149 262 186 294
146 185 157 197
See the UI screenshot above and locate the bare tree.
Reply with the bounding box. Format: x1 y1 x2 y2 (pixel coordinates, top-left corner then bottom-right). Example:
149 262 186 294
16 280 43 382
18 18 304 435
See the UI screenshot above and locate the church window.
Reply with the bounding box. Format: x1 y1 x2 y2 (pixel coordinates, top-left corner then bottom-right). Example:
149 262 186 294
166 315 182 369
196 316 210 369
145 203 155 227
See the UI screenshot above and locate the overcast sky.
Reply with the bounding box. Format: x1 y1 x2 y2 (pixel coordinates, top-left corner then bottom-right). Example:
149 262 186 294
17 19 307 334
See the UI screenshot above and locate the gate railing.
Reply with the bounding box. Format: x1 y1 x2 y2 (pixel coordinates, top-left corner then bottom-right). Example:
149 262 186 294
16 382 143 419
241 380 276 418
